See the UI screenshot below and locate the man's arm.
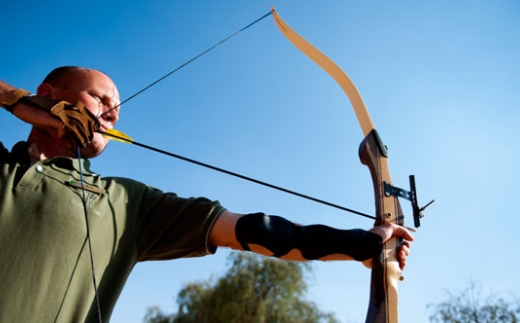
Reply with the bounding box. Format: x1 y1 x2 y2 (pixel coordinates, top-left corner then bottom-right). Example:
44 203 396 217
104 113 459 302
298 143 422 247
209 210 412 268
1 80 68 146
0 80 20 107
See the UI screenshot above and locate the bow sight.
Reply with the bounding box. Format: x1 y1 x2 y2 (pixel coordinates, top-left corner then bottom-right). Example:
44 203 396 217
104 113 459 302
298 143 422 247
383 175 434 228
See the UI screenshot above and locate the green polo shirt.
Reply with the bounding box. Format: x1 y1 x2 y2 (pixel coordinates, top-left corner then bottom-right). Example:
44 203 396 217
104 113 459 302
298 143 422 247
0 141 225 322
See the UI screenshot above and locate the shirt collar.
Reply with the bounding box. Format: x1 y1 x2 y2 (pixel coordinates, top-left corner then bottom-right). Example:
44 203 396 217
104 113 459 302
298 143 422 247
12 141 97 176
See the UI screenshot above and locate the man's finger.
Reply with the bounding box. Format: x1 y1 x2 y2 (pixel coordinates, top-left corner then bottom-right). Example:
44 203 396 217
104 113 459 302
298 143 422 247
394 225 415 241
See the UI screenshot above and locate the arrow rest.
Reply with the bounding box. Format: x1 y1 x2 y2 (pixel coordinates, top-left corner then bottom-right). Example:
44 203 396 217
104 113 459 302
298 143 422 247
383 175 434 228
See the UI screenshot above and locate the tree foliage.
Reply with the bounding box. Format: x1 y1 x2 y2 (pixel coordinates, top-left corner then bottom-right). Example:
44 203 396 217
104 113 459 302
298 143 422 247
428 282 520 323
143 252 339 323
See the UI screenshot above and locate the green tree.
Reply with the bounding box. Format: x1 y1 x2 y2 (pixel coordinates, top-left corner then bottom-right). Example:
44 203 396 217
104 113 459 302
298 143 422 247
143 252 339 323
428 282 520 323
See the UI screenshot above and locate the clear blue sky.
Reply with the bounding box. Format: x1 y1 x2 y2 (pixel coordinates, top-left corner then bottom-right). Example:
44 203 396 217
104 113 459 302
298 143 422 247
2 1 519 322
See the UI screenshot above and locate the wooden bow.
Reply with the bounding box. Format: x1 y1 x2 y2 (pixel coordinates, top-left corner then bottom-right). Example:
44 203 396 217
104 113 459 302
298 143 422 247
272 7 424 322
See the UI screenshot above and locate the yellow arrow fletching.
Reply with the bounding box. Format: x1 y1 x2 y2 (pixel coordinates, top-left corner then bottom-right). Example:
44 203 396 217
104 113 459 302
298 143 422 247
102 128 133 144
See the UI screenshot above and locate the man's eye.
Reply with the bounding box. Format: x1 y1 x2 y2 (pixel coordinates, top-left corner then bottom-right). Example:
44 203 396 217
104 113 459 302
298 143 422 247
95 96 106 106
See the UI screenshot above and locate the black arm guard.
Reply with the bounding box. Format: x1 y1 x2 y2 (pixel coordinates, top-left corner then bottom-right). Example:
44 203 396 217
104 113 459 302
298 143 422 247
235 213 382 261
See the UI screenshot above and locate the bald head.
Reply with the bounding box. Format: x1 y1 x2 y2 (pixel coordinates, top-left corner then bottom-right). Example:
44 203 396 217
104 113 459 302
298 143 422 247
42 66 112 91
33 66 121 159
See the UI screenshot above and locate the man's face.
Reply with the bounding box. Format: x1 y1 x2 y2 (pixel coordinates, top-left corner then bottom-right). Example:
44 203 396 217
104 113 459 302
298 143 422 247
53 69 121 158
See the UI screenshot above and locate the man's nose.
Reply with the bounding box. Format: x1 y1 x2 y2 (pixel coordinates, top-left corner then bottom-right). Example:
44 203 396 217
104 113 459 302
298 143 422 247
99 107 119 125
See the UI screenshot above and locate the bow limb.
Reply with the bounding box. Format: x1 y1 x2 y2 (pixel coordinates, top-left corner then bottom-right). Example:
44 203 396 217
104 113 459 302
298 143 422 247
272 7 404 323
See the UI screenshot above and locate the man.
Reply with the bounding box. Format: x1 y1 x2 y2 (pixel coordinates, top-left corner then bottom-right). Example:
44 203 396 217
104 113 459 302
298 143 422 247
0 66 413 322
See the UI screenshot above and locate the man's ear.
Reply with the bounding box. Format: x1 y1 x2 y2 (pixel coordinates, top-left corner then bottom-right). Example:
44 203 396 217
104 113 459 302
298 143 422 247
36 83 55 98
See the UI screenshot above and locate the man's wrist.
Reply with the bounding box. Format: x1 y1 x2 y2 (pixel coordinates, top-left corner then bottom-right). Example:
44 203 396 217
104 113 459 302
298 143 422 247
1 89 31 113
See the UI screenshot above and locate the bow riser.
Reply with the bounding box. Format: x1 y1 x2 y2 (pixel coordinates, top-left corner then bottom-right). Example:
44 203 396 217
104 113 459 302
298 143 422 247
360 130 404 323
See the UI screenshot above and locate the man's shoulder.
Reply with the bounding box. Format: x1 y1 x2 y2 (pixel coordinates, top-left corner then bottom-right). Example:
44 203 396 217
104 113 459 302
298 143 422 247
0 142 7 162
0 141 29 165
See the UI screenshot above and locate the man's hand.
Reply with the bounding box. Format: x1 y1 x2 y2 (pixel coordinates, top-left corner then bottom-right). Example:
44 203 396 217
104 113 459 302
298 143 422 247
367 223 414 270
6 92 99 148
